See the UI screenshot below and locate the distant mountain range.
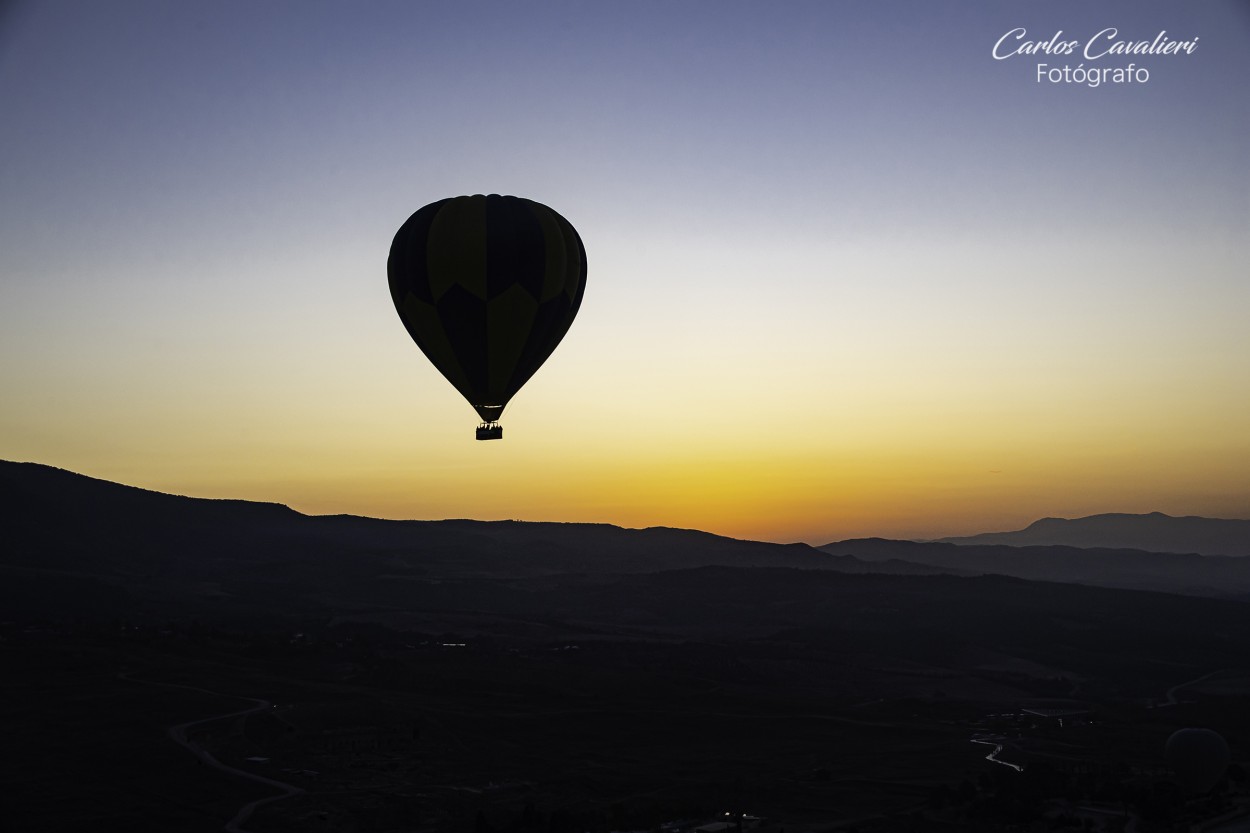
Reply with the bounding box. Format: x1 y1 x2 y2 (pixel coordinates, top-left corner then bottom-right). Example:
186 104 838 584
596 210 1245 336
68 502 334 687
936 512 1250 556
4 460 1250 621
6 459 1250 679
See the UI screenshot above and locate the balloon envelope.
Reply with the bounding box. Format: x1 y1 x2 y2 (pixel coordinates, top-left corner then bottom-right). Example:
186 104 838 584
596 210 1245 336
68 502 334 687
388 194 587 424
1166 728 1230 793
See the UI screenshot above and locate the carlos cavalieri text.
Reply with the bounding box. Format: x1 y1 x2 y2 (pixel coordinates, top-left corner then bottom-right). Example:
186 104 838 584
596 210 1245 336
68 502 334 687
993 28 1199 87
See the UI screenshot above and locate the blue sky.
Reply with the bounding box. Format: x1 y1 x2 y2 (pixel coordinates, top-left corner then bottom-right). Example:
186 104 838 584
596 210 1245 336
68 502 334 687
2 1 1247 541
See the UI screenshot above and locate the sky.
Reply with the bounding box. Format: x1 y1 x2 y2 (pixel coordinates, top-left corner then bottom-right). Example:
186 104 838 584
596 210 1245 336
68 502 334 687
1 0 1248 543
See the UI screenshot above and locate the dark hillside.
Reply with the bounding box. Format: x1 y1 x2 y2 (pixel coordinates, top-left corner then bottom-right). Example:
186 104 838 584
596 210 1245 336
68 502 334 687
5 461 1250 832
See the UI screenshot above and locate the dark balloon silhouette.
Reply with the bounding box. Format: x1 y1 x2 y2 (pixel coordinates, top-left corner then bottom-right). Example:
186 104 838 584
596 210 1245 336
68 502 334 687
1166 727 1230 793
388 194 587 439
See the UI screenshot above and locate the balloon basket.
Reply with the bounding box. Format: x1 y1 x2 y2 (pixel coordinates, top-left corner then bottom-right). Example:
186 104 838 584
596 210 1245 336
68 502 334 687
476 422 503 441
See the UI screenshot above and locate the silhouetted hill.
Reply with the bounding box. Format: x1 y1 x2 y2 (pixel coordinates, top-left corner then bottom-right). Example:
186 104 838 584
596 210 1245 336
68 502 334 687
7 460 1248 623
818 537 1250 599
937 512 1250 556
1 460 950 621
8 462 1250 672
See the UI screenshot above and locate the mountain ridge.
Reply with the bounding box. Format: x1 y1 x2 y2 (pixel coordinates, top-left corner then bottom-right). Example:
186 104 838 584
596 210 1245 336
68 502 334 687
6 459 1248 612
936 511 1250 556
0 460 956 620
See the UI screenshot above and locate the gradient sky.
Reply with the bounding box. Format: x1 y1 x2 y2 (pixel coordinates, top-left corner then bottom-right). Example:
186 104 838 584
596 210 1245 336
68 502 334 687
2 0 1248 543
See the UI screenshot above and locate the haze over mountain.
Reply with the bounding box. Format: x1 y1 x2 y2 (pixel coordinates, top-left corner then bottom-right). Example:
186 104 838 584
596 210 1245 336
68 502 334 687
936 512 1250 557
816 512 1250 601
818 538 1250 601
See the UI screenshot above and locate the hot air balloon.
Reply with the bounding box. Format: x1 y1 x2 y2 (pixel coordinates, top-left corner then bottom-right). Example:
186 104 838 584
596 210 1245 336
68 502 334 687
1165 728 1231 794
388 195 586 440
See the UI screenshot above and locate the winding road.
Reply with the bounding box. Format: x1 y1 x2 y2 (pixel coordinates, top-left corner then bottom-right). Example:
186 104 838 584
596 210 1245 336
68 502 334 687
122 675 304 832
970 736 1025 771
